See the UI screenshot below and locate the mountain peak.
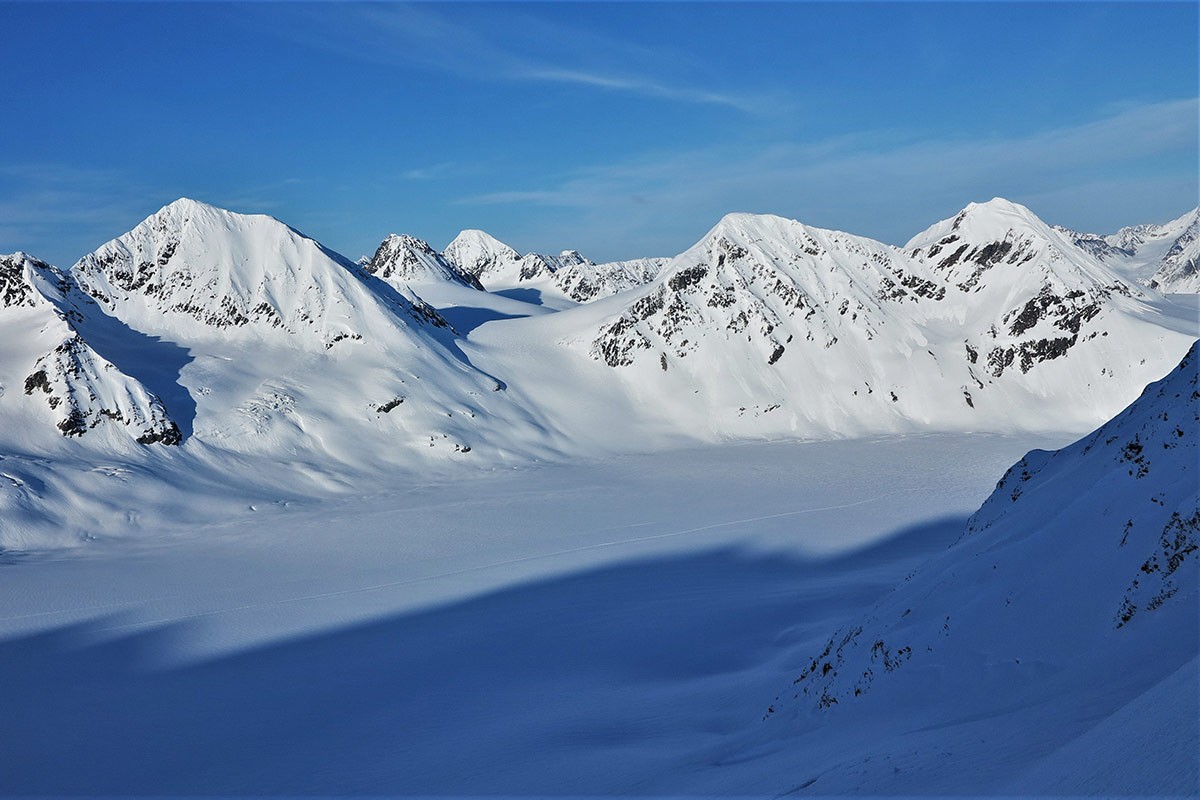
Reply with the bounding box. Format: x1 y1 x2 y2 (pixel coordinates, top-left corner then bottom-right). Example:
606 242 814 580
365 233 483 289
445 229 517 256
70 201 452 347
443 229 521 280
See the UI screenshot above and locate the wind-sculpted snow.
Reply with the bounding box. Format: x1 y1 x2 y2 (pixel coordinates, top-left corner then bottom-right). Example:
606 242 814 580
365 233 483 290
782 341 1198 720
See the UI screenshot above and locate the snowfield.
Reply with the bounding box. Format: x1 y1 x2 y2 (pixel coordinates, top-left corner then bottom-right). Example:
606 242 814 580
0 432 1090 795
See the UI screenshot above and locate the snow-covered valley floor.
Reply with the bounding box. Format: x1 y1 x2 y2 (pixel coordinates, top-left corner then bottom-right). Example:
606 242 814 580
10 431 1190 796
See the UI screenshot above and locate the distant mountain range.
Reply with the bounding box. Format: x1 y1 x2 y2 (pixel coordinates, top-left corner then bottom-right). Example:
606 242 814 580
0 196 1195 547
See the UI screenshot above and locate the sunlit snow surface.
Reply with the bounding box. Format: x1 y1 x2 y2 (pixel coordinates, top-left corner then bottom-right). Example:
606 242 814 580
3 431 1194 796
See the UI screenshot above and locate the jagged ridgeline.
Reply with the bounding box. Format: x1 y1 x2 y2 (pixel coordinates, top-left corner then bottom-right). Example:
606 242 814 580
578 200 1195 436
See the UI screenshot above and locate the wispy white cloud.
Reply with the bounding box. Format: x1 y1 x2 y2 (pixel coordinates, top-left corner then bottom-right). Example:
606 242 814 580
516 68 755 112
254 4 770 114
401 162 464 182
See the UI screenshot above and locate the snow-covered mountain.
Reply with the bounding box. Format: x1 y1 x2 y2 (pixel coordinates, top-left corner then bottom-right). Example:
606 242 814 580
576 201 1193 437
775 341 1198 789
0 253 180 446
441 229 665 303
40 200 554 473
1145 210 1199 292
444 232 585 286
72 198 452 349
552 257 668 302
442 229 521 282
906 197 1166 378
0 196 1195 496
1056 208 1199 292
364 233 483 290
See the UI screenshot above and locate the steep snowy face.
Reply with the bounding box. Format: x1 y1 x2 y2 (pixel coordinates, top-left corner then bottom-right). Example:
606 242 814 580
592 212 942 369
571 213 967 436
1 253 43 308
365 233 483 290
71 198 450 349
1147 210 1199 293
0 253 180 446
907 197 1135 296
782 342 1198 723
553 257 668 302
443 229 520 280
22 336 181 444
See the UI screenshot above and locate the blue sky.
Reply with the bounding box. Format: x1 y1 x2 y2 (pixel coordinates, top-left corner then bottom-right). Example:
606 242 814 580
1 2 1196 266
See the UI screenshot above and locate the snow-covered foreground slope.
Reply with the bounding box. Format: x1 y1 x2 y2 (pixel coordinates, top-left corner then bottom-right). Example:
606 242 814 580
746 341 1200 795
1 417 1193 795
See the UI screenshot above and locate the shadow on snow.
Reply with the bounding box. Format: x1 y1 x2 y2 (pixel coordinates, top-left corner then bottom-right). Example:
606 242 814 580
0 517 969 795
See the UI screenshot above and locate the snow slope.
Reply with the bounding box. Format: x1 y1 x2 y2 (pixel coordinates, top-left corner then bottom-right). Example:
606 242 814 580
767 341 1198 794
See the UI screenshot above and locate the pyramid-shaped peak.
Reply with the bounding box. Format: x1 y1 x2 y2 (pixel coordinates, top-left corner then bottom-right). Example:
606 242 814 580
143 198 302 237
153 197 240 221
445 229 517 255
444 229 521 279
367 232 482 289
906 198 1057 252
381 232 438 252
952 197 1050 232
